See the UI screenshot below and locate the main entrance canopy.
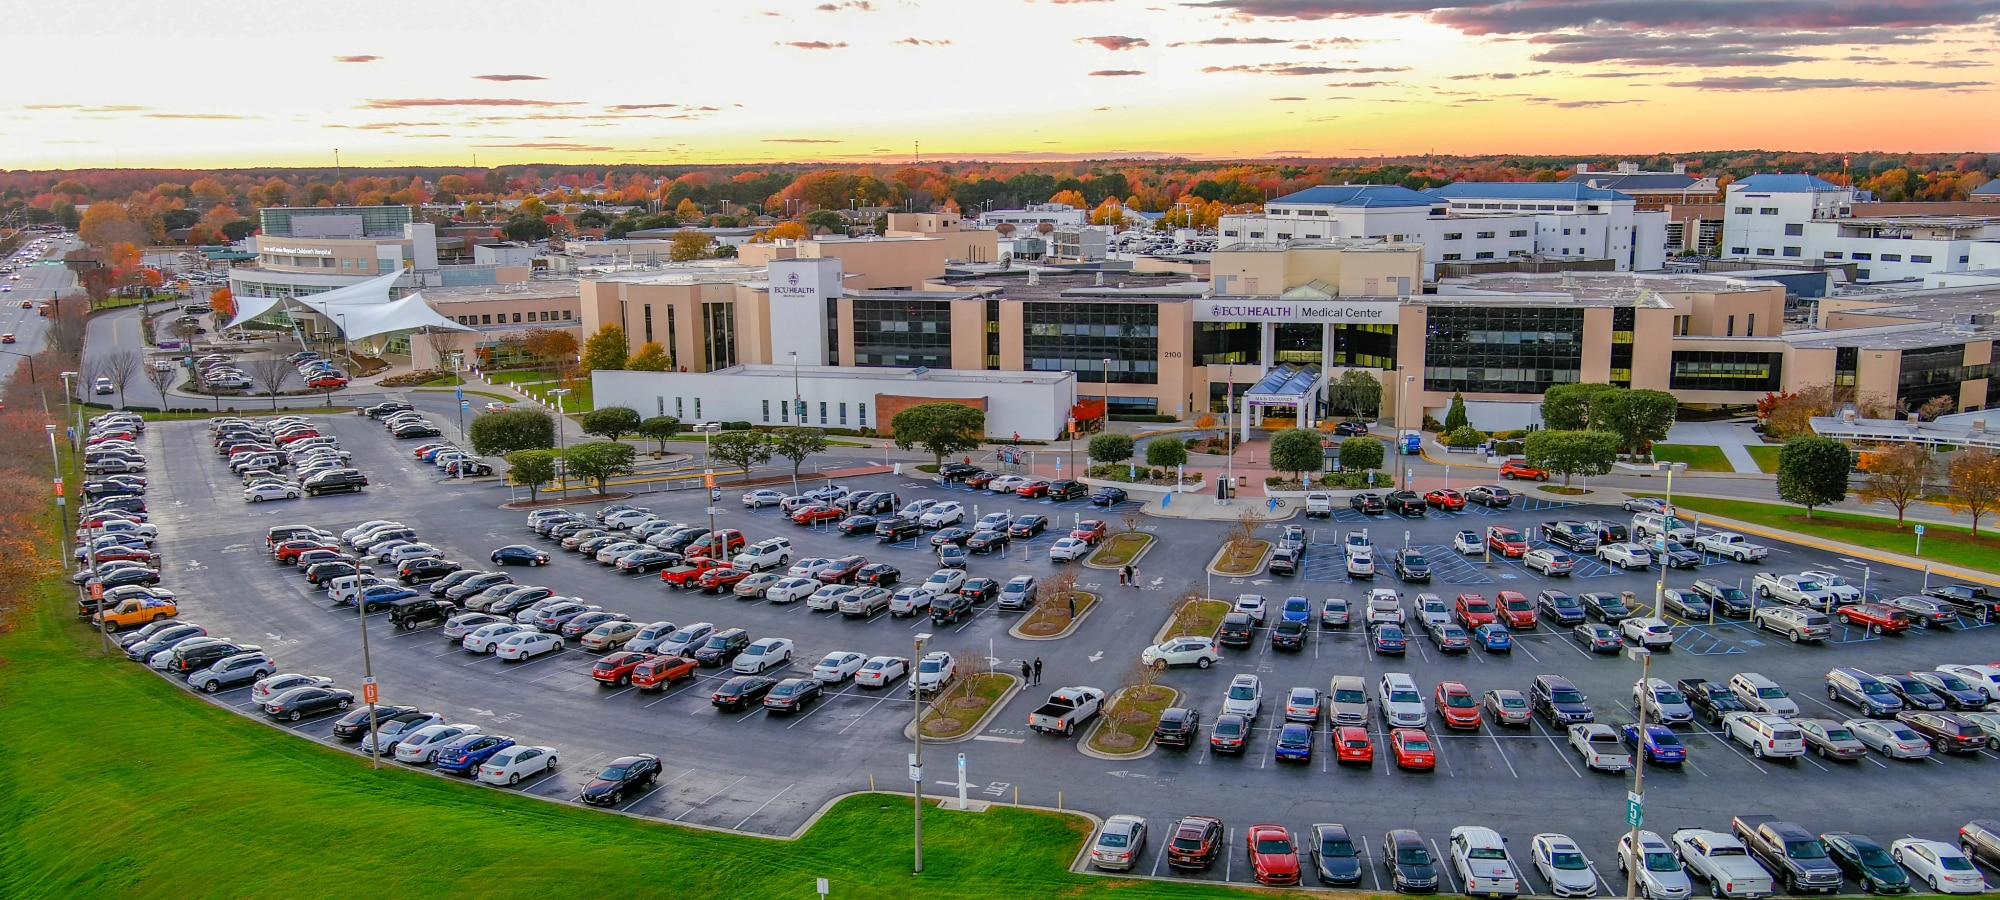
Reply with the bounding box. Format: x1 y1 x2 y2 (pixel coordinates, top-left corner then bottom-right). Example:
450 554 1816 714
224 269 474 342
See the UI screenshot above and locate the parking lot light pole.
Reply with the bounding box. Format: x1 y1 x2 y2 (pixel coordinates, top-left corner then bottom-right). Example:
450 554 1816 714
1653 461 1687 611
912 631 932 874
359 590 380 770
1624 646 1652 900
47 424 68 559
549 388 572 500
1398 373 1414 490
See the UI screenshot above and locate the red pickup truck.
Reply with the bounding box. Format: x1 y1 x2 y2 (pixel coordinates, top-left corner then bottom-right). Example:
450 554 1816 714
661 557 727 588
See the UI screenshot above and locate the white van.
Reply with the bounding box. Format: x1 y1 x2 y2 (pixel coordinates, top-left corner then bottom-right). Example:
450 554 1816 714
1630 511 1696 543
1723 712 1806 758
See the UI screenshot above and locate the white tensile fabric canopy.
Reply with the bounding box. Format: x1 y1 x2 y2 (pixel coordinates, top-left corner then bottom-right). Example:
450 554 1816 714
225 269 475 341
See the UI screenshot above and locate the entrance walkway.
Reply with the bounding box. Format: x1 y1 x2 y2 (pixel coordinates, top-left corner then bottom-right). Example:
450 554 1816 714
1661 421 1763 474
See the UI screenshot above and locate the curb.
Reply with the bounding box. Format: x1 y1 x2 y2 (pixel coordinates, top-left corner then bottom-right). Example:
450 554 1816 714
901 673 1024 744
1009 591 1101 641
1205 540 1271 578
1083 533 1155 571
1153 599 1232 644
1631 504 2000 589
499 492 635 510
1076 685 1180 761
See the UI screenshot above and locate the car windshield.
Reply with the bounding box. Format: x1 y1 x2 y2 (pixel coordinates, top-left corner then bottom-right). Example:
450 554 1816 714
597 765 628 780
1446 694 1474 708
1554 596 1579 608
1549 851 1586 869
1501 697 1527 709
1398 848 1431 866
1215 720 1243 736
1902 681 1934 695
1757 687 1786 698
1099 832 1130 848
1795 580 1824 591
919 660 942 673
1229 685 1256 701
1784 841 1827 860
1322 837 1356 856
1172 836 1207 851
1256 838 1293 854
1936 675 1972 690
702 636 731 649
1335 689 1365 703
1645 851 1679 872
1863 681 1893 695
1657 690 1685 703
1407 555 1428 566
1390 690 1420 704
1553 689 1584 704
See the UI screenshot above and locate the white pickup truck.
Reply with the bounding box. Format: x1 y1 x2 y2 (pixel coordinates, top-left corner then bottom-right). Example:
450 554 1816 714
1693 532 1769 562
1027 686 1105 736
1366 588 1405 625
1304 492 1334 519
1567 723 1634 772
1671 829 1777 899
1751 573 1839 612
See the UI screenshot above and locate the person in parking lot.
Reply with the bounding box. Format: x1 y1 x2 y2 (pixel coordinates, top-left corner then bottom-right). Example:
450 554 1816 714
1018 660 1030 682
1032 656 1042 685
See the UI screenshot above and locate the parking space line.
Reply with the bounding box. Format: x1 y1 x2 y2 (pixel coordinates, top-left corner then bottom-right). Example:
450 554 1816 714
1223 827 1234 883
1530 720 1584 778
733 782 796 829
672 775 748 821
1487 731 1520 778
1432 838 1459 893
1360 834 1381 890
618 781 670 811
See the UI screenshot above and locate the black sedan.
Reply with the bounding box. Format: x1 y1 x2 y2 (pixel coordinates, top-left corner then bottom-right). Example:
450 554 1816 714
262 687 355 722
1579 591 1631 624
330 705 419 740
1047 480 1089 501
616 550 681 574
1312 823 1365 886
837 515 879 536
1091 487 1128 506
1332 420 1370 437
711 675 779 711
929 527 972 548
491 545 549 567
391 423 442 439
965 530 1010 553
856 563 901 587
1007 515 1049 538
960 577 1000 604
579 754 662 806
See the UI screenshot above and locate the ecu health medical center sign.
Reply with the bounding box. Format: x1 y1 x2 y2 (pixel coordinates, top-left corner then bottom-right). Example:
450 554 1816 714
1195 299 1399 324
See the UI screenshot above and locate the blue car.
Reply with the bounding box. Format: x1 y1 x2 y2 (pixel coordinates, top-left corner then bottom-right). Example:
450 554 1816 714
357 584 417 611
1371 624 1406 655
434 733 516 775
1275 722 1314 763
1280 596 1312 625
1473 623 1513 653
1620 723 1686 764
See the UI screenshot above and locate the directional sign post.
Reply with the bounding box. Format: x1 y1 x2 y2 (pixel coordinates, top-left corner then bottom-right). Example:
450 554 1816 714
362 676 379 705
1913 524 1925 557
1626 791 1643 827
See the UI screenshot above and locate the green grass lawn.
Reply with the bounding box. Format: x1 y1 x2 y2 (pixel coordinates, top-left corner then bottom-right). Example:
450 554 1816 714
1650 444 1733 472
482 369 559 385
1745 444 1783 473
1647 495 2000 577
0 578 1314 900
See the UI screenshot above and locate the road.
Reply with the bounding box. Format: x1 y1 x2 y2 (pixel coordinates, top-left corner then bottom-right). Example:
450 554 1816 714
0 233 77 394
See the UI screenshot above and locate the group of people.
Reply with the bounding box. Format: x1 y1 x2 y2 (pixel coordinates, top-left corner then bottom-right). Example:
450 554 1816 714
1115 563 1141 586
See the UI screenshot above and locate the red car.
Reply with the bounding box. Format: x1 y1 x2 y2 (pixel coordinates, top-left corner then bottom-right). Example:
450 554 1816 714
1015 479 1051 498
1165 815 1225 871
1246 824 1301 886
964 471 997 489
273 430 321 446
1496 590 1537 629
87 546 157 565
1836 602 1913 634
1455 593 1497 628
815 555 867 584
308 375 348 389
1434 681 1482 729
591 651 651 686
631 654 698 690
1486 526 1528 558
1391 728 1436 770
275 540 337 562
660 557 727 587
1070 519 1107 544
792 504 842 525
697 566 752 593
1334 725 1373 765
1499 459 1549 481
685 529 746 558
1424 489 1466 510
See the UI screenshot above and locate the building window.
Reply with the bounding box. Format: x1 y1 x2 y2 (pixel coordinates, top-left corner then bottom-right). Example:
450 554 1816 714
563 310 573 321
1899 343 1986 409
850 298 953 368
1726 315 1735 336
1851 252 1871 260
675 397 684 418
1476 231 1495 239
1834 346 1858 387
1474 251 1495 259
1882 253 1902 262
1670 351 1784 392
1022 301 1159 384
695 398 702 419
512 313 522 323
1730 247 1749 256
1746 314 1755 337
986 297 1000 370
665 306 676 363
1609 306 1635 387
826 297 838 366
762 400 770 423
481 314 492 324
1759 208 1779 215
1510 229 1528 238
1422 305 1584 395
1444 232 1462 240
819 402 827 425
857 402 866 425
1782 247 1802 257
1674 315 1691 336
1912 254 1933 264
838 402 847 425
1755 248 1776 257
1441 253 1462 261
1823 251 1843 259
643 304 654 343
780 397 789 422
1784 223 1803 236
1734 206 1753 215
702 301 736 371
1194 320 1258 367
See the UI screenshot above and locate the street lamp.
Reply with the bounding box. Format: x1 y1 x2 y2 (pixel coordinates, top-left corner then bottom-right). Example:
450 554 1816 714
911 631 933 874
1622 646 1653 900
59 371 82 451
549 388 572 500
1653 461 1687 611
694 422 723 538
46 424 67 558
1398 371 1415 490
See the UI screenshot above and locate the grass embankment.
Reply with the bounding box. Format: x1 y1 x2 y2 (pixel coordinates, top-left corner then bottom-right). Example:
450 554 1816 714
0 579 1297 900
1745 444 1783 473
1086 685 1178 754
1650 444 1734 472
1209 538 1269 576
1018 591 1097 637
1164 599 1232 639
918 672 1015 740
1649 495 2000 578
1086 533 1151 567
413 386 516 403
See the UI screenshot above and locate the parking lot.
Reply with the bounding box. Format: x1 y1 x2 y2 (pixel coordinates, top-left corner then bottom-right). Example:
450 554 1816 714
134 409 2000 887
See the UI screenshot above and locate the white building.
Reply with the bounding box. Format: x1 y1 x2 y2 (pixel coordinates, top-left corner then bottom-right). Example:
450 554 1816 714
1426 182 1668 272
1721 174 2000 281
975 203 1087 229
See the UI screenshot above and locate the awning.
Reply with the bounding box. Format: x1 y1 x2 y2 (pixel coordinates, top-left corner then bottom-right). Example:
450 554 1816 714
225 269 474 341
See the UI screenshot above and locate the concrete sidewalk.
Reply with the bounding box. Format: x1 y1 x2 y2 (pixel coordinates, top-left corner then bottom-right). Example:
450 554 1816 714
1661 421 1764 474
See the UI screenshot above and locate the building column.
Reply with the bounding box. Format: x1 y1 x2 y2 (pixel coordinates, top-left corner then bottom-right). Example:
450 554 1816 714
1322 323 1336 374
1259 322 1276 370
1240 396 1252 442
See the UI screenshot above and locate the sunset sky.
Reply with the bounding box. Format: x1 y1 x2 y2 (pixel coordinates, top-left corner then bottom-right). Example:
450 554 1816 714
7 0 1997 168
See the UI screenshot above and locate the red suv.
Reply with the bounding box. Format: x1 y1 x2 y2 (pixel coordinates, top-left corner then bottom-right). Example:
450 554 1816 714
1455 593 1497 628
1434 681 1482 729
591 651 650 686
1486 526 1528 558
1165 815 1224 871
1247 824 1301 886
1496 590 1537 629
1498 459 1549 481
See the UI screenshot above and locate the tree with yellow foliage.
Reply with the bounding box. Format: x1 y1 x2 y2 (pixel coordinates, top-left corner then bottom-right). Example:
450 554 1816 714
1049 189 1087 209
754 221 808 243
674 198 702 223
1089 197 1127 227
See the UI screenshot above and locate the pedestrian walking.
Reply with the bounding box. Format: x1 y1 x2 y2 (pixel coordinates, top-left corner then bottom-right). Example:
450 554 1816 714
1032 656 1043 685
1116 567 1126 586
1019 659 1031 682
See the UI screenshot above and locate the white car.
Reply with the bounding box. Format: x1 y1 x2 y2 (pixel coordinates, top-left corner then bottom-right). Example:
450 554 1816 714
1141 636 1221 669
1452 530 1483 555
495 631 562 661
593 542 649 565
1377 673 1425 727
384 543 442 565
1233 593 1268 625
1449 826 1523 899
805 584 853 611
656 622 715 656
475 744 559 786
1223 673 1263 719
243 483 302 502
918 502 965 528
1415 594 1452 628
1047 537 1091 561
250 673 333 706
900 499 938 518
393 723 482 763
812 651 867 684
987 475 1028 493
921 569 967 597
804 484 848 502
1891 839 1987 894
741 489 787 508
1844 717 1933 759
462 622 531 653
974 511 1013 532
734 637 794 674
1598 542 1654 569
360 712 445 754
788 557 838 579
1345 550 1375 578
1621 617 1675 650
1938 664 2000 702
602 509 655 529
888 586 933 617
623 621 678 654
765 577 819 604
1528 832 1592 896
1617 831 1692 900
328 576 388 605
855 656 908 687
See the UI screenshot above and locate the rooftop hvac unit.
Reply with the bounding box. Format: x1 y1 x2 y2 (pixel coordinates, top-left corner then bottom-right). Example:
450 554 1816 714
1840 408 1858 424
1972 419 1987 433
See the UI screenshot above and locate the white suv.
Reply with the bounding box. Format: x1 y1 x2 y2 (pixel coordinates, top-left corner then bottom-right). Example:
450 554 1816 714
1377 672 1426 727
918 502 965 528
733 538 793 572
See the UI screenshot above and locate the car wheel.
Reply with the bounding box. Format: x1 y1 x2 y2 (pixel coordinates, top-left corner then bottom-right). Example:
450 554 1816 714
288 710 302 721
1870 624 1883 635
1197 657 1213 669
203 680 221 692
1789 630 1801 643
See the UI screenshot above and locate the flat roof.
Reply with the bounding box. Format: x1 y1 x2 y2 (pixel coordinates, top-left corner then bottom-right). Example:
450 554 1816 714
1812 415 2000 451
585 261 768 284
1437 271 1773 301
1838 215 2000 228
421 279 581 303
718 363 1073 385
1787 283 2000 349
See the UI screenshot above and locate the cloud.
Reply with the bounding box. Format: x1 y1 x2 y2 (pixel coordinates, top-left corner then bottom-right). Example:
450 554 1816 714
816 0 874 8
780 40 848 49
81 105 148 112
1445 69 1551 79
362 98 583 108
333 54 381 63
143 113 258 120
327 121 447 130
1847 55 1988 67
1168 36 1287 45
762 138 843 143
896 37 951 45
608 103 680 110
1204 62 1407 74
1078 35 1151 50
473 142 614 151
1324 80 1393 87
1575 70 1669 77
24 103 81 109
1089 69 1147 76
1271 95 1309 100
474 74 546 81
1665 75 1988 90
1178 1 1452 20
1549 98 1649 107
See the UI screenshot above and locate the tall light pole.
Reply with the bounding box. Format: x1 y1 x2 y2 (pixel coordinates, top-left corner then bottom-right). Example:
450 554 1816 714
911 631 933 874
360 581 380 769
1654 461 1687 610
60 371 82 451
47 424 67 559
549 388 572 500
1623 646 1653 900
1398 371 1414 490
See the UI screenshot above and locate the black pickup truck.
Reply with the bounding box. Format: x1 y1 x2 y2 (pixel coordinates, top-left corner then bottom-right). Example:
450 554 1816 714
1731 815 1843 895
1541 521 1600 553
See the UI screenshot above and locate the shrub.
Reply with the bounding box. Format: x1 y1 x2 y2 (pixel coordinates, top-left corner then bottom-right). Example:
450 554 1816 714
723 421 754 431
1446 425 1485 448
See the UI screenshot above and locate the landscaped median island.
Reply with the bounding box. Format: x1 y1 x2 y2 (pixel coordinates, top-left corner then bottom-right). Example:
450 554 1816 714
918 669 1018 740
1649 444 1734 473
1640 494 2000 579
1159 596 1233 642
1084 679 1179 756
1084 532 1151 569
1207 537 1269 576
1013 573 1096 639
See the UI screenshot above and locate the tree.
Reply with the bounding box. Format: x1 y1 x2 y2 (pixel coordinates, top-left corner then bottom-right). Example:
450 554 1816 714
580 406 642 442
144 363 179 407
626 341 671 371
769 427 829 493
1858 443 1930 525
469 409 556 457
1088 433 1134 465
1329 370 1382 418
707 430 772 482
1523 430 1618 487
674 198 702 222
637 416 682 454
1540 383 1622 432
167 318 201 349
1338 436 1384 472
505 449 559 495
421 327 464 373
1776 436 1851 519
521 327 580 377
501 214 550 241
97 348 145 410
803 209 845 235
890 402 984 468
207 287 236 322
668 229 712 261
1443 391 1470 432
562 441 636 493
755 221 808 242
244 355 296 411
1146 436 1187 469
1945 448 2000 537
1267 427 1325 483
581 324 628 371
1592 388 1679 455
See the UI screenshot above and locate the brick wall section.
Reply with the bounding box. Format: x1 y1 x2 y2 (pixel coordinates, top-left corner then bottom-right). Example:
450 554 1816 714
874 394 986 438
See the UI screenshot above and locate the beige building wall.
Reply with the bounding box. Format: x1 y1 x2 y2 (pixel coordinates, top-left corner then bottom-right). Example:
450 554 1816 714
734 284 774 365
1856 349 1903 404
1626 308 1678 392
1210 244 1422 296
949 299 988 370
1784 347 1838 390
798 238 945 289
1154 302 1195 418
1580 307 1615 384
996 302 1025 371
733 243 796 268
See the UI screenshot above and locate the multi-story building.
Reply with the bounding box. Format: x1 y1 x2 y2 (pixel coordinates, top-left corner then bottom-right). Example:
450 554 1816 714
1562 163 1722 210
1721 175 2000 281
974 203 1087 229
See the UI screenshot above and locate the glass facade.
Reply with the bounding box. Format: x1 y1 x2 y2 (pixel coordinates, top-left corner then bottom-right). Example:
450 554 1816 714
850 298 953 368
1898 343 1986 409
1669 351 1784 392
1330 323 1396 369
701 302 737 371
1195 321 1258 366
1609 306 1635 387
1834 346 1857 387
1274 323 1322 364
1023 302 1159 384
986 298 1000 369
1422 306 1584 395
